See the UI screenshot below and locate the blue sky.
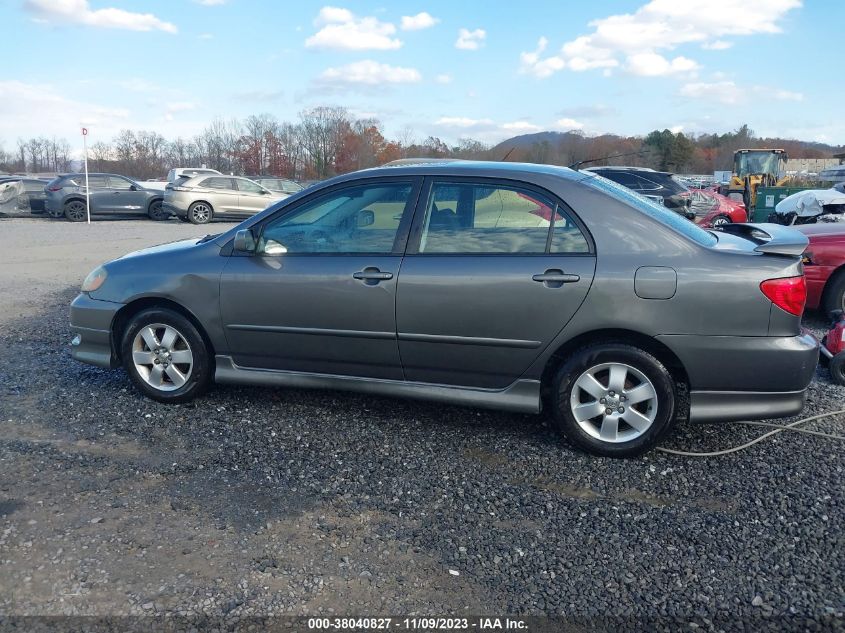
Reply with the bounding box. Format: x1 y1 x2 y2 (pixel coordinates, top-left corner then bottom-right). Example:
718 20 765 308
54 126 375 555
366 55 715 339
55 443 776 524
1 0 842 150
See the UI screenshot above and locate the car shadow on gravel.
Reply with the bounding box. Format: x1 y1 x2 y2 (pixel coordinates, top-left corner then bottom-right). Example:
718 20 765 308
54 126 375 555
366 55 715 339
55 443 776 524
1 287 844 620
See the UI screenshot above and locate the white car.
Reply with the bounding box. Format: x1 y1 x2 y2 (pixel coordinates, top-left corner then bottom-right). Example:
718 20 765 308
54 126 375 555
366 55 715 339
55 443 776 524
166 167 222 183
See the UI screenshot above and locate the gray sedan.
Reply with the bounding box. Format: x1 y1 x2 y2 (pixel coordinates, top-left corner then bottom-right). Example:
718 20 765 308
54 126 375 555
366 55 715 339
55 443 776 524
69 161 818 456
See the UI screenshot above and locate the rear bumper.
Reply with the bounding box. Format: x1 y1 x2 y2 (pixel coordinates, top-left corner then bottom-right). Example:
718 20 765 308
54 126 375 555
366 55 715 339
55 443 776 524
660 331 819 422
689 390 807 423
162 201 187 218
69 293 122 369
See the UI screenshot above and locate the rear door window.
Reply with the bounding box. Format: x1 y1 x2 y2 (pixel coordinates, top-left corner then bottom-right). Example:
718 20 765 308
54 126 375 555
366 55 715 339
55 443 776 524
200 177 235 190
417 181 590 254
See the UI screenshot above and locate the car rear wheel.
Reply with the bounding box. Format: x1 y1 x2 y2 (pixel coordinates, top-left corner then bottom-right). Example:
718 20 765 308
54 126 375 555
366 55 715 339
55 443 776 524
188 202 212 224
121 308 212 404
147 199 167 221
711 214 731 227
64 200 87 222
552 343 677 457
822 271 845 316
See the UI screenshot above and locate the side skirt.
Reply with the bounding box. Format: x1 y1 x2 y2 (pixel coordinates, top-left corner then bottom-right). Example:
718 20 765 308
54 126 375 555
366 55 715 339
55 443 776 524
214 355 542 414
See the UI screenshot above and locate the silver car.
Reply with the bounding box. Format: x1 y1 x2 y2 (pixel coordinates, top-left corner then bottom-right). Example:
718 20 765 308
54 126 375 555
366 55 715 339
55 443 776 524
164 175 288 224
70 161 818 457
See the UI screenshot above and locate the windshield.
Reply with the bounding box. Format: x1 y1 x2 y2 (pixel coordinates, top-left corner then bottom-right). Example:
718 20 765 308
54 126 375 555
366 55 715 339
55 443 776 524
734 152 782 177
583 174 717 247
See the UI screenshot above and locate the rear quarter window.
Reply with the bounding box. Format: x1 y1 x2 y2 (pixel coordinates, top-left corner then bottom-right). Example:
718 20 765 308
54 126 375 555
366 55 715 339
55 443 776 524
584 174 717 247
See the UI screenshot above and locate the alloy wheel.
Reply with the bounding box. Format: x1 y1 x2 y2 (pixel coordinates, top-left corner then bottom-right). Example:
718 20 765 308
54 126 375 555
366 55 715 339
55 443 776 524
190 204 210 223
65 201 87 221
131 323 194 392
569 362 658 443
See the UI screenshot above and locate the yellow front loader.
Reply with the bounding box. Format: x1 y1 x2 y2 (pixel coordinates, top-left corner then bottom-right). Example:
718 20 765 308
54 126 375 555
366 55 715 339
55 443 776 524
726 148 789 209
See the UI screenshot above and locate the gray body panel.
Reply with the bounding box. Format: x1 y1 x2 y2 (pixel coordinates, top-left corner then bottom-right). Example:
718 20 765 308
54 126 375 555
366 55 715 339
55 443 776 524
68 161 818 423
45 173 161 216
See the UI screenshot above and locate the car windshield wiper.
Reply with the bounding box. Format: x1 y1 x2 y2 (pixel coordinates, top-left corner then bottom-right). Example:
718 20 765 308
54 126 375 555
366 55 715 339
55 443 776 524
197 233 220 244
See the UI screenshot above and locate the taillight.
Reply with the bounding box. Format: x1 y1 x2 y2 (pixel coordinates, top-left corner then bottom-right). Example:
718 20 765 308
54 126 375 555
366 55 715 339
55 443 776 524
760 276 806 316
171 186 191 192
47 184 63 191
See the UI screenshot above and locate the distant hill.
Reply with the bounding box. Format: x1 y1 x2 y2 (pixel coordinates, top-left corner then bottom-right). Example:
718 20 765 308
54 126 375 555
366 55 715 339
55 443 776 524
491 131 584 155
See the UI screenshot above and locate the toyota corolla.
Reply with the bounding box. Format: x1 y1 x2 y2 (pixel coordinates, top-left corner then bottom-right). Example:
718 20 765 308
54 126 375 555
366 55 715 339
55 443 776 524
69 162 818 457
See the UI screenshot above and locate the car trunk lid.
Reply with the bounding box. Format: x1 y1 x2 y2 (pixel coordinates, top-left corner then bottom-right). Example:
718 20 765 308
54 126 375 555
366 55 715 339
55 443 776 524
709 223 808 257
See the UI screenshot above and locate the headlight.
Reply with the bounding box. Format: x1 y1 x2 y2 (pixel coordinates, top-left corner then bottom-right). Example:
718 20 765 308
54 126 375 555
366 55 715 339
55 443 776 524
81 266 108 292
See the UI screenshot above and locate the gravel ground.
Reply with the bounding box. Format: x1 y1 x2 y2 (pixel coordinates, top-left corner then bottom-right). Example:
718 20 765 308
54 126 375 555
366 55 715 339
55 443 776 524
0 219 843 631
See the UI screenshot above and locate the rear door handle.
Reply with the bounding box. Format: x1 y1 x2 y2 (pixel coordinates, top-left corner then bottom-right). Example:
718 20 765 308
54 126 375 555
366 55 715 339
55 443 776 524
532 269 580 288
353 268 393 285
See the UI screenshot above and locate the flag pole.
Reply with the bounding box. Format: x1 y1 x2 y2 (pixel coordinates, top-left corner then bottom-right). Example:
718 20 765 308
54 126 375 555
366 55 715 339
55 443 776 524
82 127 90 224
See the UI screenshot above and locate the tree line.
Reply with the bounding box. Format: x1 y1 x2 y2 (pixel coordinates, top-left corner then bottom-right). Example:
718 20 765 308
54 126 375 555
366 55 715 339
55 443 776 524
1 110 841 181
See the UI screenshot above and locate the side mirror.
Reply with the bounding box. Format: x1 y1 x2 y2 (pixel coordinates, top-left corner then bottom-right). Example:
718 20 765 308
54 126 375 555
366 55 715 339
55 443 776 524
233 229 256 253
129 185 138 191
357 209 375 228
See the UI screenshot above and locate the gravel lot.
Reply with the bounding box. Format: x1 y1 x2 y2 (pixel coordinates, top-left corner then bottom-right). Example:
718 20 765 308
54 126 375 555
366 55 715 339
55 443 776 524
0 218 843 630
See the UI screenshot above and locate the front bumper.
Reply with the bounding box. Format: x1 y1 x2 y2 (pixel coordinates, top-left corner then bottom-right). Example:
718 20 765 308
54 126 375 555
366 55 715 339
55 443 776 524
69 293 123 368
658 331 819 422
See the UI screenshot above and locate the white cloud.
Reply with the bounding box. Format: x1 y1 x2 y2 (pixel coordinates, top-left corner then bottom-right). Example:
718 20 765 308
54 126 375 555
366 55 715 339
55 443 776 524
556 118 585 130
24 0 177 33
435 74 452 84
679 80 804 105
317 60 422 87
520 37 566 78
520 0 800 78
455 28 486 50
401 12 439 31
435 117 495 128
501 121 542 133
670 125 684 133
305 6 401 50
702 40 732 50
625 52 699 76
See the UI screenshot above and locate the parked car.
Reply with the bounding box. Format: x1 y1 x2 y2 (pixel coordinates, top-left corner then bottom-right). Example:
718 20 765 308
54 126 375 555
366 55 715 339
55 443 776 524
796 223 845 314
44 173 166 221
249 176 304 195
166 167 221 183
584 166 695 219
164 175 287 224
0 177 49 212
69 162 818 457
684 189 747 227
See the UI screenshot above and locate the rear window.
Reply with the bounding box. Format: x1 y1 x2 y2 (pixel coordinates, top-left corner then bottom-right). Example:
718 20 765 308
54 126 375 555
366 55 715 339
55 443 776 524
584 174 717 247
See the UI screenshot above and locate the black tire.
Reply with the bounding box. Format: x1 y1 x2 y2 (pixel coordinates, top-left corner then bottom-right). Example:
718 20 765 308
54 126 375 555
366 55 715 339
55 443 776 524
829 353 845 386
64 199 87 222
120 307 213 404
822 271 845 316
188 201 212 225
710 214 731 227
147 199 167 221
551 343 677 457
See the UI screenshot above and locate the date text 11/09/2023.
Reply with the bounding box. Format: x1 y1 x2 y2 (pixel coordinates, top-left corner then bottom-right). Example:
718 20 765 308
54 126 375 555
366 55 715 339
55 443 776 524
307 617 528 630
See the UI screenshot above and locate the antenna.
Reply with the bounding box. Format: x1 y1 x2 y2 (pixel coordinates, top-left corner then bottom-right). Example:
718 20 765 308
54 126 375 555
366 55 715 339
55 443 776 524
569 149 651 171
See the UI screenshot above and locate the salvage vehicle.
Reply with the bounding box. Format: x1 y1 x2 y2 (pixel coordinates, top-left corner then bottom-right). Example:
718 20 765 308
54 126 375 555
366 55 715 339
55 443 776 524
69 161 818 457
44 173 166 221
796 223 845 314
164 174 288 224
684 189 747 227
723 148 789 209
583 166 695 219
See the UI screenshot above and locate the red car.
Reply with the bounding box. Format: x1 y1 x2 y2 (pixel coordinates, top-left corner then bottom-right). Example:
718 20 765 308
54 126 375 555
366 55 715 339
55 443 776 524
797 223 845 313
682 189 748 227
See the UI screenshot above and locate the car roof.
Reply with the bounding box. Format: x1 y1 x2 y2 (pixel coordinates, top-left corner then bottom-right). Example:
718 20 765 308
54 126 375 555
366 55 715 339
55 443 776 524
584 166 664 174
339 160 590 183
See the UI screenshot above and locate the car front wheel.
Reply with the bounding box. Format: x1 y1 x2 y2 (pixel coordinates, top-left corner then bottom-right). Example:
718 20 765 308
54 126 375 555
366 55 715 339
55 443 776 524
710 214 731 227
552 343 677 457
121 308 212 403
147 199 167 221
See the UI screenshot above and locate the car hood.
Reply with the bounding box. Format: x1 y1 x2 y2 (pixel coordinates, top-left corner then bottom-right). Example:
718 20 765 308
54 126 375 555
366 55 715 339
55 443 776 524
117 237 206 261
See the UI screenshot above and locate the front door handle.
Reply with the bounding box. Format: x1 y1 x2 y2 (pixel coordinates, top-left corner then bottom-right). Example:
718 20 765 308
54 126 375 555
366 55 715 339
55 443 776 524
532 269 580 288
353 267 393 285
